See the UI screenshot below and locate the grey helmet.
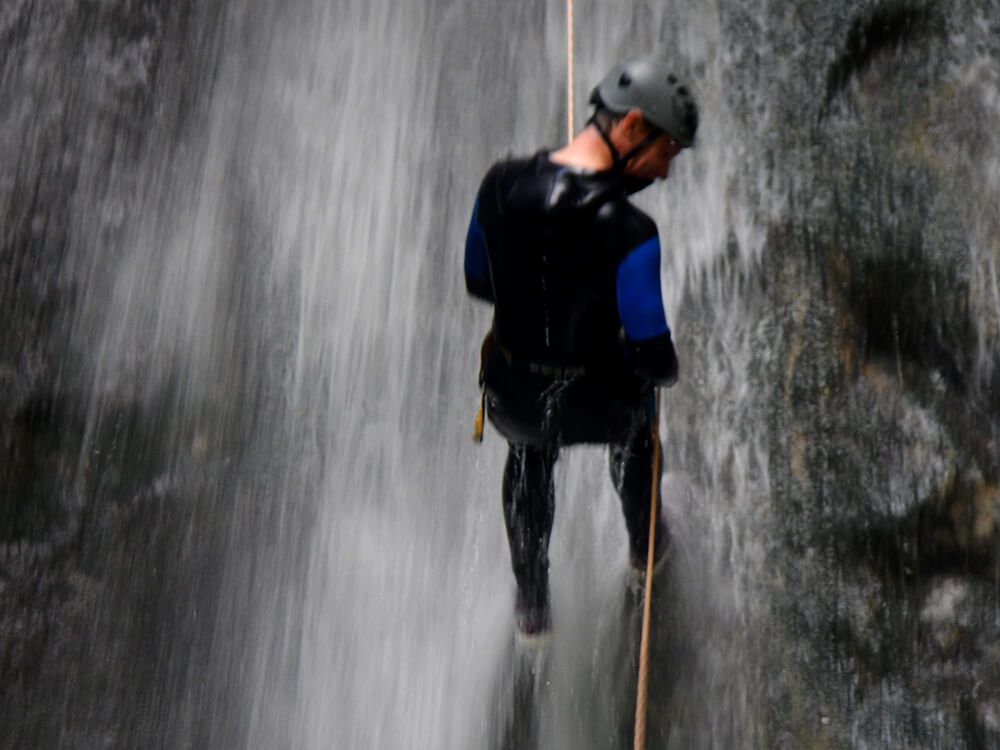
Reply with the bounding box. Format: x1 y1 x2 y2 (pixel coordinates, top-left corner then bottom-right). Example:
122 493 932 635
589 57 698 147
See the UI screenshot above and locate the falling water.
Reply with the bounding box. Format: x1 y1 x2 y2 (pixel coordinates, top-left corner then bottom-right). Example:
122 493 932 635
237 2 776 747
3 0 998 748
58 0 772 745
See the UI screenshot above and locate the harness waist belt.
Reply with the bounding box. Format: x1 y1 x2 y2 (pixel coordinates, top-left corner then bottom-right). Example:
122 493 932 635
497 343 588 380
527 361 587 379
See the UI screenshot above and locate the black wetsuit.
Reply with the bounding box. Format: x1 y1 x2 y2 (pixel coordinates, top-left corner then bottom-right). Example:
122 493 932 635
464 151 678 624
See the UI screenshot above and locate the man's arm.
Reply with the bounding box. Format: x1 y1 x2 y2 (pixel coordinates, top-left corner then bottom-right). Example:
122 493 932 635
464 196 494 303
616 234 679 385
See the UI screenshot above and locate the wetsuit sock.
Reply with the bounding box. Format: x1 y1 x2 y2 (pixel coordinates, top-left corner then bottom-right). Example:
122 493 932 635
609 418 667 566
502 443 558 621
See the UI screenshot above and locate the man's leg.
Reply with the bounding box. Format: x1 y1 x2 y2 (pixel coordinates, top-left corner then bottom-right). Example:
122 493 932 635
608 413 668 570
502 442 558 635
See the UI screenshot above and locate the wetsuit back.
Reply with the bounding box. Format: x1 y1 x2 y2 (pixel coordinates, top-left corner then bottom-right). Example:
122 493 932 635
465 151 678 446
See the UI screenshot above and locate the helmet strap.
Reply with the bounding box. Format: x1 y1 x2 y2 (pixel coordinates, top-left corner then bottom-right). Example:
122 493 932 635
588 111 664 174
618 126 664 169
588 112 625 170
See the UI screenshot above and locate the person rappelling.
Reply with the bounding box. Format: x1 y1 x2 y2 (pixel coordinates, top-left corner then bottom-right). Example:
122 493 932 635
464 56 699 643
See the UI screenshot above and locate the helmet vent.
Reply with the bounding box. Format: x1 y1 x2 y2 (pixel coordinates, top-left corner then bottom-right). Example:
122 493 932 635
618 72 632 87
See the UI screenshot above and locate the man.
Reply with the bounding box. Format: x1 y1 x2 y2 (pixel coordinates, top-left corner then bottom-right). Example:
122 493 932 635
464 56 698 641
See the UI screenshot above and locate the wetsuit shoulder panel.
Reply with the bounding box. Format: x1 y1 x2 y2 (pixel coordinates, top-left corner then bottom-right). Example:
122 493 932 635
464 195 492 302
616 235 669 341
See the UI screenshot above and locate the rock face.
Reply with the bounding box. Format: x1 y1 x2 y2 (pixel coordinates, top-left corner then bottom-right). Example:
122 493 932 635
733 2 1000 745
1 3 242 747
661 1 998 746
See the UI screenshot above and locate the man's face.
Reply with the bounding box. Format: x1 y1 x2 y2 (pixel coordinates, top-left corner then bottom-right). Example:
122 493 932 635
611 110 685 181
627 130 684 180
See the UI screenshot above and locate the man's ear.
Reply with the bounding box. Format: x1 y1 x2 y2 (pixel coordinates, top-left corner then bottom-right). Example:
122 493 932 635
621 109 646 138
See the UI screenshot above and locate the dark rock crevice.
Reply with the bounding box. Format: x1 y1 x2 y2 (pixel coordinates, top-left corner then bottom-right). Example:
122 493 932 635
822 2 943 116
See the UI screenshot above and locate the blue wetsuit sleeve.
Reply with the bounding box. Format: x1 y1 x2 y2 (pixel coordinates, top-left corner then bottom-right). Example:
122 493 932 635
616 236 670 340
616 235 679 385
464 196 494 303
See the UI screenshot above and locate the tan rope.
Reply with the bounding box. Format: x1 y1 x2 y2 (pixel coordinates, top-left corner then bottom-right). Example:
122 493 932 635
633 388 661 750
566 0 575 142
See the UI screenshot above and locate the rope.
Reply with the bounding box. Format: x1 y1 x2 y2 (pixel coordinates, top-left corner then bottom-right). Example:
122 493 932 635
633 388 661 750
566 0 575 142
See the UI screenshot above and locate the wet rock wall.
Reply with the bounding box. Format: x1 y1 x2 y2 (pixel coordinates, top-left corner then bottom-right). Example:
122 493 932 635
0 2 243 747
734 1 999 745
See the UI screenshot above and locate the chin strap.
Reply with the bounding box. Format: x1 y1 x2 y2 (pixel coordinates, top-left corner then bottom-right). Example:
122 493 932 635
589 113 624 169
588 111 664 174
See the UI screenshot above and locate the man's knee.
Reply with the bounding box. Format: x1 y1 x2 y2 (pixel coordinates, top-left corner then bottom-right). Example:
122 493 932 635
506 443 557 483
608 416 657 493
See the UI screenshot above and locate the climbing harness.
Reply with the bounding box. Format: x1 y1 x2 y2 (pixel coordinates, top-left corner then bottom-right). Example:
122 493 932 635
472 332 494 442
